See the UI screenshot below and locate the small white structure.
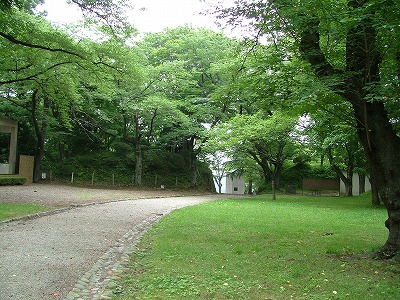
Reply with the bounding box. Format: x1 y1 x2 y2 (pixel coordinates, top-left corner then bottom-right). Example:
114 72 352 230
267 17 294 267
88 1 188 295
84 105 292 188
215 173 245 194
339 172 371 196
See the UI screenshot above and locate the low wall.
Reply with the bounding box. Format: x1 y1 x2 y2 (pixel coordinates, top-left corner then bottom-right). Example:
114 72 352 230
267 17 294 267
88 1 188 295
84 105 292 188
303 178 340 191
19 155 34 184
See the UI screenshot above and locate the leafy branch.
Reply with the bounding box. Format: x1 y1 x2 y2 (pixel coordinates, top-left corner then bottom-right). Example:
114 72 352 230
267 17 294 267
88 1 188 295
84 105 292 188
0 31 84 59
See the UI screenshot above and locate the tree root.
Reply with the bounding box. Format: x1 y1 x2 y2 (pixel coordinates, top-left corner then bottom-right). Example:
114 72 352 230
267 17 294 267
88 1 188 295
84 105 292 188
373 246 400 260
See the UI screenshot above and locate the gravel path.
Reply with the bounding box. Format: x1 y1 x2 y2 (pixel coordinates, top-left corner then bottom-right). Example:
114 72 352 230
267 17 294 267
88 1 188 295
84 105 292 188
0 184 225 300
0 183 207 207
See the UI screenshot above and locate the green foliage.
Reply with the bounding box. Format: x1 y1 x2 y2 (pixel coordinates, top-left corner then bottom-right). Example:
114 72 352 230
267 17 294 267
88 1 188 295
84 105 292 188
0 0 44 13
137 27 242 121
306 164 338 179
204 111 299 192
0 176 27 185
112 193 398 299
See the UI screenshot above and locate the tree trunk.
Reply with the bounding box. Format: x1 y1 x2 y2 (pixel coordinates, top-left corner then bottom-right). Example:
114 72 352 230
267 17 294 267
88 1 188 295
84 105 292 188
250 144 277 199
345 166 353 197
299 0 400 257
215 175 223 193
134 145 142 186
352 101 400 258
187 136 198 188
248 179 253 195
344 2 400 257
133 115 143 186
271 161 284 200
369 175 381 207
358 173 365 195
31 90 49 183
271 179 277 200
327 149 353 196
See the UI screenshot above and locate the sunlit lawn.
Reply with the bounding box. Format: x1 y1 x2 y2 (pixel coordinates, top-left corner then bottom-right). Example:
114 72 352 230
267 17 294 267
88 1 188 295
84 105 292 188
112 193 400 299
0 203 48 221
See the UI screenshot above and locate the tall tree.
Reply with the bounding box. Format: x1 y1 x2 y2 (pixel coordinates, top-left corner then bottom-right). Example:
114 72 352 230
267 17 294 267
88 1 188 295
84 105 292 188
206 111 298 199
136 27 242 187
213 0 400 257
120 96 189 186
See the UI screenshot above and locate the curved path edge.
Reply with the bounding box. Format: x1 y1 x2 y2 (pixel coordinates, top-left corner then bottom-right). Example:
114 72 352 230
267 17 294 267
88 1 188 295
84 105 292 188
65 214 163 300
1 196 177 225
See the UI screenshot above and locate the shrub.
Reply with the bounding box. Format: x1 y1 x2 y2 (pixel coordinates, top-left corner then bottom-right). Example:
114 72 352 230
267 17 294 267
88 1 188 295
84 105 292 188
0 176 27 185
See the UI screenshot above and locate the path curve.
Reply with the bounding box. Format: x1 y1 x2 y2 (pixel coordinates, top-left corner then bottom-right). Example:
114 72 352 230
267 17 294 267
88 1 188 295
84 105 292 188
0 195 220 300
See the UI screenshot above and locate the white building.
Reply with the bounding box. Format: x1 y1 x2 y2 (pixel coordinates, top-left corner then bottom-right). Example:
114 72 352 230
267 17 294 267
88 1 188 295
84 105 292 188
214 173 245 194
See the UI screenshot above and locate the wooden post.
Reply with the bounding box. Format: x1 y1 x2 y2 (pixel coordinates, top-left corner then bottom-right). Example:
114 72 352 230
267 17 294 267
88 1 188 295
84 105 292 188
71 172 74 184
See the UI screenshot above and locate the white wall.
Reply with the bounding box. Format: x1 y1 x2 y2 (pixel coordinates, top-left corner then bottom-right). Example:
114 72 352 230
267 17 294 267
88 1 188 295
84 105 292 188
223 175 245 194
340 173 371 196
0 163 9 175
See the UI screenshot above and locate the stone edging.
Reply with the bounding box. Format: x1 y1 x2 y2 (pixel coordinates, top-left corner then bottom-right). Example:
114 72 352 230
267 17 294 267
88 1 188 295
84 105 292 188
64 214 164 300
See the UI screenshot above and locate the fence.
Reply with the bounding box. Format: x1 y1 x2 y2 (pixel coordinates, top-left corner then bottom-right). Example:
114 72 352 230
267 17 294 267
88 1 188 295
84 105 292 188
42 169 196 190
302 178 340 195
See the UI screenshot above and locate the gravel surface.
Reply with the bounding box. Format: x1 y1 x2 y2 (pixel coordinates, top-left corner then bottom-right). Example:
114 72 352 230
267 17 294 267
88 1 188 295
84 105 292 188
0 184 227 300
0 183 207 208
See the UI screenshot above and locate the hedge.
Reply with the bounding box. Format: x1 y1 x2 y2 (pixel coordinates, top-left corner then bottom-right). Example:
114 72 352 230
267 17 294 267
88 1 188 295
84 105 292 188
0 176 27 185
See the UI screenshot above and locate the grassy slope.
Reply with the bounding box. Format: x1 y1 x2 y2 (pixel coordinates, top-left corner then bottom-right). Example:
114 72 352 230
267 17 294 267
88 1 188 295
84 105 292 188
0 203 48 221
113 193 400 299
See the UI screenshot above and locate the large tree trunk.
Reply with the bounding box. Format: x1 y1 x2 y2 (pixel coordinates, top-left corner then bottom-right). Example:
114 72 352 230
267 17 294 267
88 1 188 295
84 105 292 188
352 101 400 258
300 0 400 257
345 1 400 257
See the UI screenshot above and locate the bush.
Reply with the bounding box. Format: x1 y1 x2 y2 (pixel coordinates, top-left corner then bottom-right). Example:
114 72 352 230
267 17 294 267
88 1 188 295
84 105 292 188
0 176 27 185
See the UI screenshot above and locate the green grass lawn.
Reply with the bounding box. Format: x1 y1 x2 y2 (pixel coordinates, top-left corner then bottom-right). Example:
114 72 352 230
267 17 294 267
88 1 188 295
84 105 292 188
0 203 48 221
112 193 400 300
